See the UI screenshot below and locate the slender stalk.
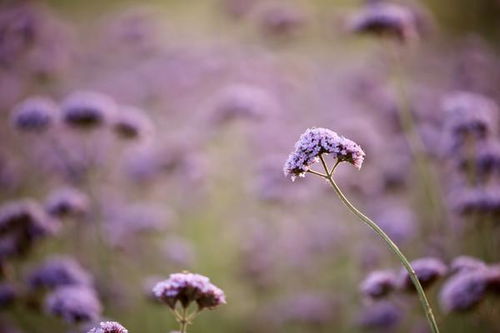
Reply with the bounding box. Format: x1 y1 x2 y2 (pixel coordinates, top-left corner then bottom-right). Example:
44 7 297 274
179 307 189 333
318 156 439 333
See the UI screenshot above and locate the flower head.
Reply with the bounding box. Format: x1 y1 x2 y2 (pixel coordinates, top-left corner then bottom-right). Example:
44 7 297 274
10 96 59 133
357 301 402 329
112 106 154 140
360 270 397 299
283 127 365 180
87 321 128 333
45 286 102 324
398 257 447 291
439 270 488 313
152 272 226 310
27 255 92 291
349 3 419 42
45 187 89 218
61 91 117 129
450 256 487 274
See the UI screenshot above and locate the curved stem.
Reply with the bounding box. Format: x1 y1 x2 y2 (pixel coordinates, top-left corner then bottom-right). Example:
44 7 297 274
319 158 439 332
179 307 189 333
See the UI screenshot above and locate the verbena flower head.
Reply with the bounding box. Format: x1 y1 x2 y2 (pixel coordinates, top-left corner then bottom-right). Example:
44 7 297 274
0 283 17 309
398 257 447 291
349 2 418 42
450 256 487 274
87 321 128 333
45 187 89 218
112 106 154 140
439 270 488 313
61 91 117 129
357 301 402 330
283 127 365 180
27 255 92 291
45 286 102 324
152 272 226 310
360 270 397 299
10 96 59 133
442 91 498 150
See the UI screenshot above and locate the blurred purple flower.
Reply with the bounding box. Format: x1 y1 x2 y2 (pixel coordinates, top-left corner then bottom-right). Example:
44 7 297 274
357 301 402 330
450 256 487 274
269 293 336 326
162 236 195 267
10 96 59 133
45 187 89 218
439 270 488 313
360 270 397 299
45 286 102 324
27 255 92 291
398 257 447 291
112 105 154 140
61 91 117 129
0 283 17 309
348 2 419 42
257 4 306 37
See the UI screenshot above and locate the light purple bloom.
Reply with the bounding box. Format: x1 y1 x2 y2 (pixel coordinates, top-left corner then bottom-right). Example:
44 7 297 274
284 127 365 180
61 91 117 129
27 255 92 290
87 321 128 333
450 256 487 274
45 286 102 323
10 96 59 132
398 257 447 291
153 272 226 310
112 105 154 140
349 3 418 42
360 270 397 299
439 270 488 313
357 301 402 329
45 187 89 218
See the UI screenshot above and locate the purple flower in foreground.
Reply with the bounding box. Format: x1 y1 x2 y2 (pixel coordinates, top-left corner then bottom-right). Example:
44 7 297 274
398 257 447 291
87 321 128 333
283 127 365 180
10 96 59 133
349 3 418 42
439 270 488 313
360 270 397 299
152 272 226 310
61 91 117 129
45 286 102 323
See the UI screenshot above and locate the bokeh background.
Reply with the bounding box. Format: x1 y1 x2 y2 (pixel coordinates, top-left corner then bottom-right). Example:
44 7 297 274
1 0 500 332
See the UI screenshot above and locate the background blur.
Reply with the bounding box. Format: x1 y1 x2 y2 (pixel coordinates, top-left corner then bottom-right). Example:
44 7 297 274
1 0 500 332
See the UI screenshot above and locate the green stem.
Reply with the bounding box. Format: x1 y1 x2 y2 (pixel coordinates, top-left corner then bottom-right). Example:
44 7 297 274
318 156 439 333
179 307 189 333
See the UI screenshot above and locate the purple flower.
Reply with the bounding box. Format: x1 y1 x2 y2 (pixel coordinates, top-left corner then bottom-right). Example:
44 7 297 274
398 257 447 291
0 283 17 309
61 91 117 129
45 286 102 323
10 96 59 133
439 270 488 313
360 270 397 299
45 187 89 218
452 186 500 216
284 127 365 180
442 91 498 150
357 301 402 329
0 199 60 259
112 106 154 140
153 272 226 310
450 256 487 274
210 84 277 124
87 321 128 333
27 255 92 291
349 3 418 42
